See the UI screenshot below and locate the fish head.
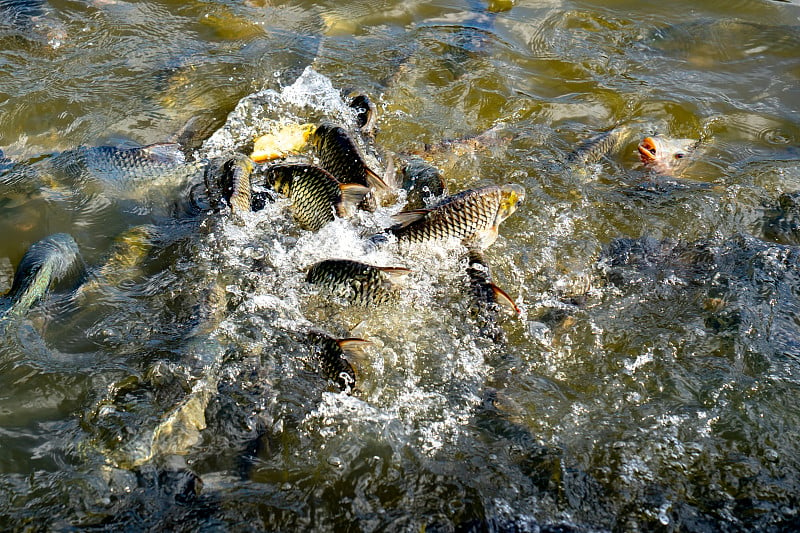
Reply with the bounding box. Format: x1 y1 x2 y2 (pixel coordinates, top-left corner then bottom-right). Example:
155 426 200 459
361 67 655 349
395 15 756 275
495 184 526 225
637 135 698 176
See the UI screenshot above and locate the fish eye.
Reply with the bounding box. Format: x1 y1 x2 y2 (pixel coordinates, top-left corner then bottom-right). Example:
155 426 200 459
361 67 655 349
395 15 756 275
674 152 685 159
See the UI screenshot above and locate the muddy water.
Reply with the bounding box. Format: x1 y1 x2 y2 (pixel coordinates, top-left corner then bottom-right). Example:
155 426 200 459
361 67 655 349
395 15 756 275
1 0 799 530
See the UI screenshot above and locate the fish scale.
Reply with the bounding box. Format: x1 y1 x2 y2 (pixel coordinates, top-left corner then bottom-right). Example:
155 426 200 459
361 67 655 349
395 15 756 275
264 164 368 232
391 186 502 244
306 259 409 306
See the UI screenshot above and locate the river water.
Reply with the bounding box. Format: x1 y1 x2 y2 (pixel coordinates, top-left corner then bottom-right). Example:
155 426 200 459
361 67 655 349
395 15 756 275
1 0 799 530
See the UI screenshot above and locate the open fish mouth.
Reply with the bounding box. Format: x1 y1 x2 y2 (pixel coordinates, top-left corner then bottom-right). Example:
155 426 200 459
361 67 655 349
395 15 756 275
637 137 658 163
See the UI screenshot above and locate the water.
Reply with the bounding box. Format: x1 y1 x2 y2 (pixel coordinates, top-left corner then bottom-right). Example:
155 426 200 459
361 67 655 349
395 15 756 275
1 0 799 530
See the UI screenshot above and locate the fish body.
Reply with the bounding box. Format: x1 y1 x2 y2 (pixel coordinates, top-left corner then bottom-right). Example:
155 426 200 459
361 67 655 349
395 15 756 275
264 163 369 231
388 183 524 249
250 123 315 163
466 249 518 341
3 233 82 317
42 143 201 205
637 135 698 177
311 122 387 211
568 126 631 165
400 156 446 210
308 331 369 393
764 191 800 245
204 154 254 213
306 259 410 306
345 91 378 136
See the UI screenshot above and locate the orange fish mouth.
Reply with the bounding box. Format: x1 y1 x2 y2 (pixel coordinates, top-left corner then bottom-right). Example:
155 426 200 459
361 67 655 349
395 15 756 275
638 137 657 163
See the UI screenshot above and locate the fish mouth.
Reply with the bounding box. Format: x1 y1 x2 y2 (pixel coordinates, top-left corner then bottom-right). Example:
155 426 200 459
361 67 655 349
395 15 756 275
638 137 657 163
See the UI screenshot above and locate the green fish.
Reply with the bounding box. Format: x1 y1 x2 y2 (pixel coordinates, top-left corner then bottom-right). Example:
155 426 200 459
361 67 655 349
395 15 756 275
388 183 525 249
310 122 389 211
204 153 255 213
308 331 370 393
3 233 82 318
263 163 369 231
567 126 632 165
306 259 410 306
400 155 446 210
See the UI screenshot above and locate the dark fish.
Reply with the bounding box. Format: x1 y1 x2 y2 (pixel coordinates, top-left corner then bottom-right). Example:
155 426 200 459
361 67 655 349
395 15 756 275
388 183 525 249
467 249 519 315
345 90 378 136
567 126 631 165
204 153 254 213
400 155 446 210
306 259 410 306
764 191 800 245
308 331 370 393
311 122 389 211
264 163 369 231
3 233 83 317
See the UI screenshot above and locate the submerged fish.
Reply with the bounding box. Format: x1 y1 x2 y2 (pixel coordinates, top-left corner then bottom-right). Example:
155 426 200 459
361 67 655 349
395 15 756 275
51 142 199 195
311 122 389 211
567 126 632 165
308 331 370 393
306 259 410 306
204 153 254 213
388 183 525 249
764 191 800 246
466 249 519 341
263 163 370 231
466 250 519 314
399 155 446 210
3 233 82 317
76 225 154 298
637 135 699 177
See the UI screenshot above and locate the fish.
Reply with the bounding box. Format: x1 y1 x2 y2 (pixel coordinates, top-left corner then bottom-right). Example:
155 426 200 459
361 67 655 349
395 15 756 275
308 331 370 393
466 249 519 315
263 163 370 231
345 91 378 136
387 183 525 249
637 134 699 177
305 259 410 306
204 153 255 213
75 225 154 298
310 122 389 211
399 155 446 210
567 126 632 165
3 233 83 317
764 191 800 246
250 123 316 163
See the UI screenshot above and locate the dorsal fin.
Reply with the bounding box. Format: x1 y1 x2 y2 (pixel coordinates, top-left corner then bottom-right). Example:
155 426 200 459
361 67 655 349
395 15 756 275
336 183 370 217
376 266 412 284
365 165 390 191
390 209 430 228
491 283 520 314
140 143 186 164
337 338 371 363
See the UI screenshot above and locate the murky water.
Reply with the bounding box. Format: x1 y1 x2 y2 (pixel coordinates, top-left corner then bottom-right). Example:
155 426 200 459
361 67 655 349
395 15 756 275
1 0 799 530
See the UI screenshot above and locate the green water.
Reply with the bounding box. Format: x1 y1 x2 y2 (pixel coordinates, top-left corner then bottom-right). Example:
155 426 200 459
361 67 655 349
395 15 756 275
1 0 800 530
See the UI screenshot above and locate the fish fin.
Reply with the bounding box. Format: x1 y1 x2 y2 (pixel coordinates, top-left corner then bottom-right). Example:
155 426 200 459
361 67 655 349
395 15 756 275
376 266 412 284
390 209 430 228
382 154 402 190
336 183 370 217
491 283 520 314
337 338 371 363
140 143 186 164
365 165 390 192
